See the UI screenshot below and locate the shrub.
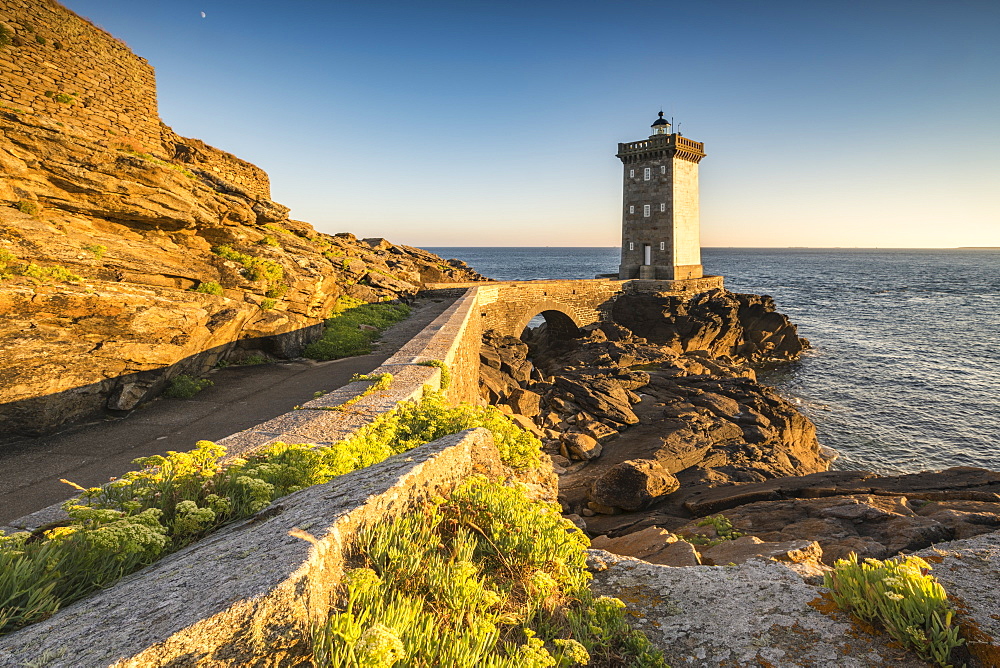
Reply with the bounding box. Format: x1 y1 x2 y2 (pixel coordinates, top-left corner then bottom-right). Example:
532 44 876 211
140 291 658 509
264 283 287 299
83 244 106 260
212 245 283 285
53 92 73 104
1 255 83 283
16 200 38 216
685 514 745 546
163 375 213 399
0 24 11 49
333 392 541 471
217 354 269 368
35 34 45 45
257 235 280 247
303 300 410 361
22 263 82 283
825 554 964 666
311 476 667 667
260 298 276 310
192 281 224 296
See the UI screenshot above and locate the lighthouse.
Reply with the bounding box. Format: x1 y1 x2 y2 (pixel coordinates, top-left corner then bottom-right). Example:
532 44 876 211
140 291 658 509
617 112 706 280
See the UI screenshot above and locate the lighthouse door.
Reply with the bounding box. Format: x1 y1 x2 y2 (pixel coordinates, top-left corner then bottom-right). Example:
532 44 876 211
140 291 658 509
643 244 651 265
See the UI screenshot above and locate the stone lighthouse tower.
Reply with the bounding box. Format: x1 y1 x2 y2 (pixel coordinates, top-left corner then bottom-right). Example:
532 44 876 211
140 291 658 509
617 112 706 280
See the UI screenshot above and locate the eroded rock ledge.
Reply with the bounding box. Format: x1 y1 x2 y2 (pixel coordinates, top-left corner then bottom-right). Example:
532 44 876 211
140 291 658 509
0 109 485 436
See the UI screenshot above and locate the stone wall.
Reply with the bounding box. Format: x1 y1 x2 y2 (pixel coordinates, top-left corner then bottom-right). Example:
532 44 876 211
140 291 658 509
0 0 159 146
672 158 701 268
161 125 272 200
381 288 484 406
0 429 503 667
0 0 272 199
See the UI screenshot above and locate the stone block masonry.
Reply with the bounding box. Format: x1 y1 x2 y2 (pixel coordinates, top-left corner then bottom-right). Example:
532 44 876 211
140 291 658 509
0 429 504 666
0 0 272 199
0 0 159 146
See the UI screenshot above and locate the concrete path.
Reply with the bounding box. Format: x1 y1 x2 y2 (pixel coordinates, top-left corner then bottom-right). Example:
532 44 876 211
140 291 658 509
0 295 458 525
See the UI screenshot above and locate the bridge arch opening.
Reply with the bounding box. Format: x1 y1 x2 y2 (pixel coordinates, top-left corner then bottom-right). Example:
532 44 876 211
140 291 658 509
515 305 581 341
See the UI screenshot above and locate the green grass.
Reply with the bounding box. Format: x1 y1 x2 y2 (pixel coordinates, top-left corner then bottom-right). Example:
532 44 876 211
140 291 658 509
163 375 213 399
684 515 746 547
825 554 964 667
304 300 411 361
216 354 269 368
311 476 668 667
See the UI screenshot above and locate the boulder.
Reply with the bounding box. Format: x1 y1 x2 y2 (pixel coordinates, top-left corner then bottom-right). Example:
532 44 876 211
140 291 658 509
508 414 544 439
563 432 602 461
699 535 823 567
590 459 680 511
590 526 701 566
507 388 541 417
554 377 639 426
588 551 931 667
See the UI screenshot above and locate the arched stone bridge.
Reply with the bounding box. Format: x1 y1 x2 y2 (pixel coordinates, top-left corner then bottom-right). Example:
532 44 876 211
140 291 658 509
427 276 725 339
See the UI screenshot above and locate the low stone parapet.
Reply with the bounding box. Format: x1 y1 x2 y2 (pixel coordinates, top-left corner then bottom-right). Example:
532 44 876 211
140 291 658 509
0 428 503 667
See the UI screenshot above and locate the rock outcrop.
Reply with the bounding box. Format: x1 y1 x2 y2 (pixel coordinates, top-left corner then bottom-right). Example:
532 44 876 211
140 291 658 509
477 288 831 546
0 109 485 436
675 467 1000 564
587 550 933 667
611 289 810 366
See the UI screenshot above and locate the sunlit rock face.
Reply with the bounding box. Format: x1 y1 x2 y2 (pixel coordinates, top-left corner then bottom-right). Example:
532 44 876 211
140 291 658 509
0 110 484 436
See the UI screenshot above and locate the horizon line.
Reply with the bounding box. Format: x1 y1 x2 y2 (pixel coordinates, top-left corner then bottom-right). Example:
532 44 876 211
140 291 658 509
420 245 998 250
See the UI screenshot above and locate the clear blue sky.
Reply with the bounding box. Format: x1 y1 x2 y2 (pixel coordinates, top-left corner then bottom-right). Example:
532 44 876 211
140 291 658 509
63 0 1000 248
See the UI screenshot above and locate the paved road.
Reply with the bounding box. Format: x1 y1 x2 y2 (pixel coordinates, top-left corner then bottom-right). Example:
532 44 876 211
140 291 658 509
0 296 456 525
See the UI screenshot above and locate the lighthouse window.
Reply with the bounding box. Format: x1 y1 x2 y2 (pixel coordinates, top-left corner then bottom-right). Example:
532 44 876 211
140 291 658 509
629 169 635 178
629 242 634 251
660 242 665 251
629 205 634 214
660 203 666 212
644 167 651 181
660 166 666 174
643 205 650 217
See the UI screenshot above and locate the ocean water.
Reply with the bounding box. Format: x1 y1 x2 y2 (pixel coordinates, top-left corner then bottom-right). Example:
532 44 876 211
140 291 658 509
428 247 1000 474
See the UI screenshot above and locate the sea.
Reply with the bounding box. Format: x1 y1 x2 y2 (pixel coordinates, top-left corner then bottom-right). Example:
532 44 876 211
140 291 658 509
427 247 1000 475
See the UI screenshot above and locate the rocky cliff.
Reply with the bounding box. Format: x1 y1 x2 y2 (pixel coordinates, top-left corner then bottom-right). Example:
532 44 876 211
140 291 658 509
0 107 484 437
